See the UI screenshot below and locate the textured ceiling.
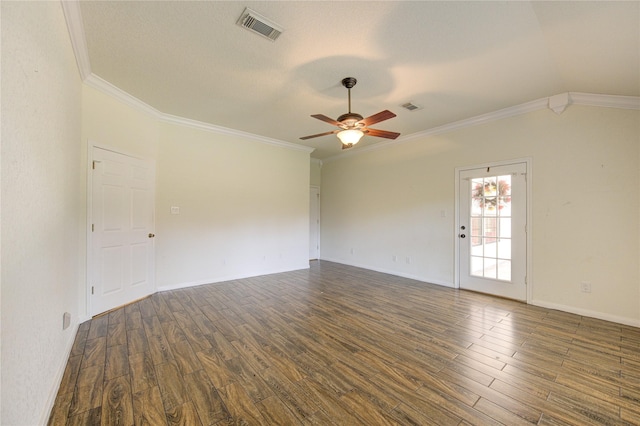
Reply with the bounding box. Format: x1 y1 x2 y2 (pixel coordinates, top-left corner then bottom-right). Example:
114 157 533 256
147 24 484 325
79 1 640 159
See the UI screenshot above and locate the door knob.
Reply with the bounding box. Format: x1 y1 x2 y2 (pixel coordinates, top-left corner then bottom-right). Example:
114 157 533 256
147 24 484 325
148 233 155 238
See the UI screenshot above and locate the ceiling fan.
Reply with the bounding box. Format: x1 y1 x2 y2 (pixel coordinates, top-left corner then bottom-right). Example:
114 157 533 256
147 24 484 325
300 77 400 149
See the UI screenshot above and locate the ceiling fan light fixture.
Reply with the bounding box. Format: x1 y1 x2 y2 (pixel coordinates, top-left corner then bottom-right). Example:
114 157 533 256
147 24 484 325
337 129 364 146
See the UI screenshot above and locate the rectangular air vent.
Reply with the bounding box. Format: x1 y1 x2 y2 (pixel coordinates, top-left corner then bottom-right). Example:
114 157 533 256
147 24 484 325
237 8 283 41
401 102 423 111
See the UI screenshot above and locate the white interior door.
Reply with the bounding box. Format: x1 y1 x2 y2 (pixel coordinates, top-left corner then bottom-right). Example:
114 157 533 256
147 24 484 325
309 187 320 260
91 147 155 315
458 162 527 301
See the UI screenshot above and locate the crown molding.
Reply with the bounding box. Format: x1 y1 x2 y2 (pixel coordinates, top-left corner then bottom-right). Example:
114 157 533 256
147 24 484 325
323 92 640 163
84 74 163 118
569 92 640 110
61 0 91 80
84 74 313 153
62 0 312 155
84 74 313 154
159 114 315 154
61 1 634 161
324 97 548 162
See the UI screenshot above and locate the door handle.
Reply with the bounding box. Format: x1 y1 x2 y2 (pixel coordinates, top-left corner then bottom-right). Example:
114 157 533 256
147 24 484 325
148 233 155 238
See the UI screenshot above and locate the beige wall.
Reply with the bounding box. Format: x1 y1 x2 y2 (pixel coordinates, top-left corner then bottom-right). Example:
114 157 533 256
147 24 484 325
1 2 83 424
2 3 638 424
156 122 310 289
2 13 311 421
82 87 311 293
321 105 640 325
82 85 160 159
310 158 322 187
80 85 160 316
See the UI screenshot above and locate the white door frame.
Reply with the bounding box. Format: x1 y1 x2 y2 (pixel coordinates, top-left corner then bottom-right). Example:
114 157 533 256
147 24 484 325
454 157 533 303
310 185 321 260
86 141 156 317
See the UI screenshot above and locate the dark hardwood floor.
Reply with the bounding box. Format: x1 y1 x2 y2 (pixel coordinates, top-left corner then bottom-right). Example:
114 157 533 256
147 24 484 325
49 261 640 425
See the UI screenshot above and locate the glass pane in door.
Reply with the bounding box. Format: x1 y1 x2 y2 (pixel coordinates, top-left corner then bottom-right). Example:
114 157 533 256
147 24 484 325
470 175 512 281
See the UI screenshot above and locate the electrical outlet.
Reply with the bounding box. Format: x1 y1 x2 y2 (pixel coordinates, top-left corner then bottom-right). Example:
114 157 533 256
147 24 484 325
392 255 397 262
406 256 411 264
580 281 592 293
350 248 354 255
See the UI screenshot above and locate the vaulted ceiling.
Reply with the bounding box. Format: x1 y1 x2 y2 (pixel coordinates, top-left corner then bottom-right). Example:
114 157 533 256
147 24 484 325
78 1 639 159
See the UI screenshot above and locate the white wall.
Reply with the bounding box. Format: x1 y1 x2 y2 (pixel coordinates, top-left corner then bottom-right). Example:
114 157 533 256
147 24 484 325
1 2 82 424
321 105 640 325
156 122 310 289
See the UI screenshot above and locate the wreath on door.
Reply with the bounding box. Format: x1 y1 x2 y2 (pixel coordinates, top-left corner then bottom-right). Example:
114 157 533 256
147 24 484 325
473 180 511 210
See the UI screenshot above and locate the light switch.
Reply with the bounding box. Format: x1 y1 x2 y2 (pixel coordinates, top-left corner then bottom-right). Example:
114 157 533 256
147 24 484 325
171 206 180 215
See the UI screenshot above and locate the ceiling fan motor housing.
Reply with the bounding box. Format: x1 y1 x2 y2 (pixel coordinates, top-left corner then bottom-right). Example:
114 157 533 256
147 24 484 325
337 112 364 127
341 77 357 89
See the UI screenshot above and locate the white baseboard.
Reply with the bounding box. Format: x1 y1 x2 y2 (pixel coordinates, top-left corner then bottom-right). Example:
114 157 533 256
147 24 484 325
319 257 455 289
320 259 639 328
157 264 310 292
41 321 80 425
530 299 640 328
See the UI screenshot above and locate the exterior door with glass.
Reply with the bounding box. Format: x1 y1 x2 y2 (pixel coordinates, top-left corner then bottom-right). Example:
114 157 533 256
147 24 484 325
458 162 527 301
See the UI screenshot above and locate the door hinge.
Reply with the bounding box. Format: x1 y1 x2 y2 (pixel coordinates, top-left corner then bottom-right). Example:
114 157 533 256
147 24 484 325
91 286 94 295
91 224 94 232
92 161 96 170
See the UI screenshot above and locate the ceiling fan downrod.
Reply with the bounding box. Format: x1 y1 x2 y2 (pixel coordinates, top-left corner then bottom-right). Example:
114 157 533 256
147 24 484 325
342 77 357 114
337 77 363 126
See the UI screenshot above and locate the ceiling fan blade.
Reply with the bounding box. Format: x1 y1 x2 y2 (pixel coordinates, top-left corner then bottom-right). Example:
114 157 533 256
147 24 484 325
364 128 401 140
358 110 396 126
311 114 343 127
299 129 339 140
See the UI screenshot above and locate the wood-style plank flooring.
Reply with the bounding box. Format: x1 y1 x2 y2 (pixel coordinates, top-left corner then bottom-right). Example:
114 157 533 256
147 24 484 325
49 261 640 425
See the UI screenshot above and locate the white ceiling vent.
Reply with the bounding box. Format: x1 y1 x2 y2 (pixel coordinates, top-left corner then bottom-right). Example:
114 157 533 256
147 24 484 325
237 8 283 42
401 102 423 112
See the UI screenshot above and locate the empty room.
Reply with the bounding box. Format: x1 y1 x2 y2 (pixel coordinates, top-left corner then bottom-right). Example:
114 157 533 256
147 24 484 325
2 1 640 425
